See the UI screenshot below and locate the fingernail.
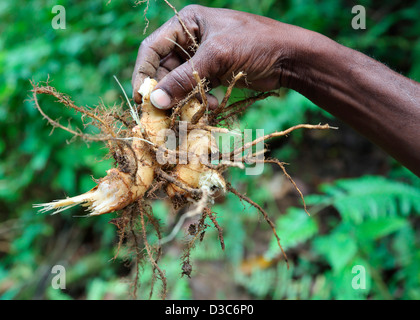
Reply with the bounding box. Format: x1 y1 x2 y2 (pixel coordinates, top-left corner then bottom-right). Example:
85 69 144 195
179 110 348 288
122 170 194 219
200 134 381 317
150 89 171 109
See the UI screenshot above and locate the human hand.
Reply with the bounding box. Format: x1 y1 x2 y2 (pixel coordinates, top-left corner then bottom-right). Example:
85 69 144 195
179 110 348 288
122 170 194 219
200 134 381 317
131 5 299 109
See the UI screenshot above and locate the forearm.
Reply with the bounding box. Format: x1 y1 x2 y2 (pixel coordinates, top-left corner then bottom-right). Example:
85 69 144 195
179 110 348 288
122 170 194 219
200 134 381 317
283 28 420 176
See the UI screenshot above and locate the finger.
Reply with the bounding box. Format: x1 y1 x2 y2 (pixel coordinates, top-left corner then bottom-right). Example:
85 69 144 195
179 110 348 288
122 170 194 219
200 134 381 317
155 51 184 82
194 91 219 110
150 46 219 109
206 93 219 110
131 17 191 104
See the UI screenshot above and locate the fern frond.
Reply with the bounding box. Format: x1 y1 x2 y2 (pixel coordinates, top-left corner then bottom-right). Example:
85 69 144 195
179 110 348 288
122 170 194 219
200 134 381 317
305 175 420 223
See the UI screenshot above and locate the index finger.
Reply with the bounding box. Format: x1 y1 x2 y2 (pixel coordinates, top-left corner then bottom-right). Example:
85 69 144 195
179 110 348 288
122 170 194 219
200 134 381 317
131 16 194 104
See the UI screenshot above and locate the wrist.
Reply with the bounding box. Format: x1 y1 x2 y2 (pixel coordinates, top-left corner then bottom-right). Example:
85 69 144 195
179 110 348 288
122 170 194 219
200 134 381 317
277 26 341 93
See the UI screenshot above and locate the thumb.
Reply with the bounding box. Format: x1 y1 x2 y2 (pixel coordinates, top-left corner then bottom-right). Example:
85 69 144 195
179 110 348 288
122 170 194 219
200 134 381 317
150 51 211 110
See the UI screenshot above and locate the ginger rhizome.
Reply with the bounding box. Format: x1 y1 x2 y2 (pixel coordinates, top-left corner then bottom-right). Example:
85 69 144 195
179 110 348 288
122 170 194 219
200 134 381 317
34 79 165 216
31 72 335 298
166 98 225 200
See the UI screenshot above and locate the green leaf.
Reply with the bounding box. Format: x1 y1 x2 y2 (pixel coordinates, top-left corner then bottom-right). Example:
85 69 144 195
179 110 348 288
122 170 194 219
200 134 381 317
313 223 358 273
266 207 318 258
311 176 420 223
356 217 408 241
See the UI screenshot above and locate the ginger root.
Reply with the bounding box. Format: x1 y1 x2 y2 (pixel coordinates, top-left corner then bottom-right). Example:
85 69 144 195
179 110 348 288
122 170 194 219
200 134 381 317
31 72 335 299
166 98 225 200
34 78 168 216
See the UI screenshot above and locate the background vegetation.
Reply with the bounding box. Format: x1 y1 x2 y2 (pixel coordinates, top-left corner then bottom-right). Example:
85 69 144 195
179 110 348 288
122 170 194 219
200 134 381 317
1 0 419 299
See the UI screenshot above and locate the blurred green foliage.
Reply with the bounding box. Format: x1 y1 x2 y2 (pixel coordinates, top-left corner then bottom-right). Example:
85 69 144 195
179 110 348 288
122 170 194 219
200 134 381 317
1 0 419 300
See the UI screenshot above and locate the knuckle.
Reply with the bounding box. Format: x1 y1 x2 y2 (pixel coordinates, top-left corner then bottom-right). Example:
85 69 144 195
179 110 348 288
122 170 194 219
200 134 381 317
180 4 202 15
178 5 202 37
206 38 233 66
171 67 195 92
